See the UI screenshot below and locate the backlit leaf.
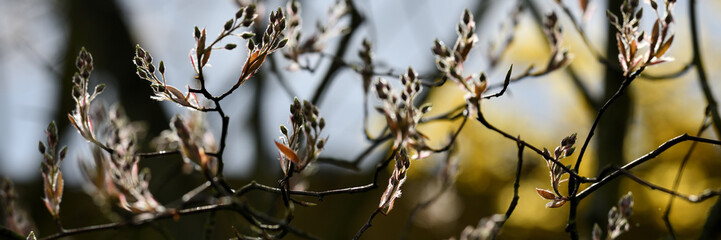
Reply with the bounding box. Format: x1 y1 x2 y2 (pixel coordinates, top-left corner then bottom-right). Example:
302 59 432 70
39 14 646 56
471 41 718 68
536 188 556 200
274 140 299 164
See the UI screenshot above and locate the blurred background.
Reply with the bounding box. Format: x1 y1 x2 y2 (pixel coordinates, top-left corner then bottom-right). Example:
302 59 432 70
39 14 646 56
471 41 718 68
1 0 721 239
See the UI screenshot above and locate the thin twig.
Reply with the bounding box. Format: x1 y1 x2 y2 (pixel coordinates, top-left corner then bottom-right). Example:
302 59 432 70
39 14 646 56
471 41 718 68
482 65 513 99
573 67 645 181
428 111 469 153
353 209 381 240
615 168 720 203
576 134 721 200
688 0 721 235
236 152 396 201
663 108 711 239
41 202 305 240
475 109 589 182
136 150 180 159
503 138 524 223
642 62 694 80
317 133 392 171
419 105 466 123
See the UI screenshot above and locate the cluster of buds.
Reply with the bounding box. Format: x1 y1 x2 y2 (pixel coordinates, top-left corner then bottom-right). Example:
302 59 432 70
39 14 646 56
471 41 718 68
282 0 302 66
592 192 634 240
275 98 327 175
454 9 478 64
378 149 410 215
542 13 572 73
134 45 200 109
374 67 432 215
432 9 477 82
171 115 218 176
80 147 120 220
607 0 675 76
374 67 431 159
453 214 506 240
536 133 577 208
68 48 105 146
101 106 147 157
433 9 509 115
236 7 288 85
107 154 164 216
38 122 66 220
282 0 350 70
80 108 164 217
463 73 489 116
192 5 258 71
153 112 216 154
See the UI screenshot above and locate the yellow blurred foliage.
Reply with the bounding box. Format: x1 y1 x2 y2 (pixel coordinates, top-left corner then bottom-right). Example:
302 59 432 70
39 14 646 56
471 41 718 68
405 9 721 237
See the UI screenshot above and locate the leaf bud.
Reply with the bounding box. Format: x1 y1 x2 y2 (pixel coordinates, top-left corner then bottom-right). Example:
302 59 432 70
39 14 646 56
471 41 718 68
224 19 234 31
225 43 237 50
280 125 288 135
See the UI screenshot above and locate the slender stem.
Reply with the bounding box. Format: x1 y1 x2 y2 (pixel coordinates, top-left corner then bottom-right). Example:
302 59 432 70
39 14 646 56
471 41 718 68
642 62 694 80
689 0 721 235
203 210 216 240
428 111 469 153
41 204 229 240
136 151 180 159
615 168 720 203
353 209 381 240
215 106 229 178
476 109 588 182
565 198 579 239
572 67 644 179
689 0 721 144
501 139 524 228
420 105 466 123
576 134 721 199
236 152 396 200
663 110 711 239
317 134 392 171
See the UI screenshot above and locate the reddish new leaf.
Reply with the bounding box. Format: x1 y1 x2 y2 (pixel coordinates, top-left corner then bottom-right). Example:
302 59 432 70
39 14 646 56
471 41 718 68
546 198 567 208
579 0 588 12
536 188 556 200
274 140 300 164
655 35 674 58
240 50 268 84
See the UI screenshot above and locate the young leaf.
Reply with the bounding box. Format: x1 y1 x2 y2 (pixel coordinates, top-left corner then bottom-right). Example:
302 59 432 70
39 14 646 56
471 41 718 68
536 188 556 200
546 198 566 208
655 35 674 58
274 140 299 164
